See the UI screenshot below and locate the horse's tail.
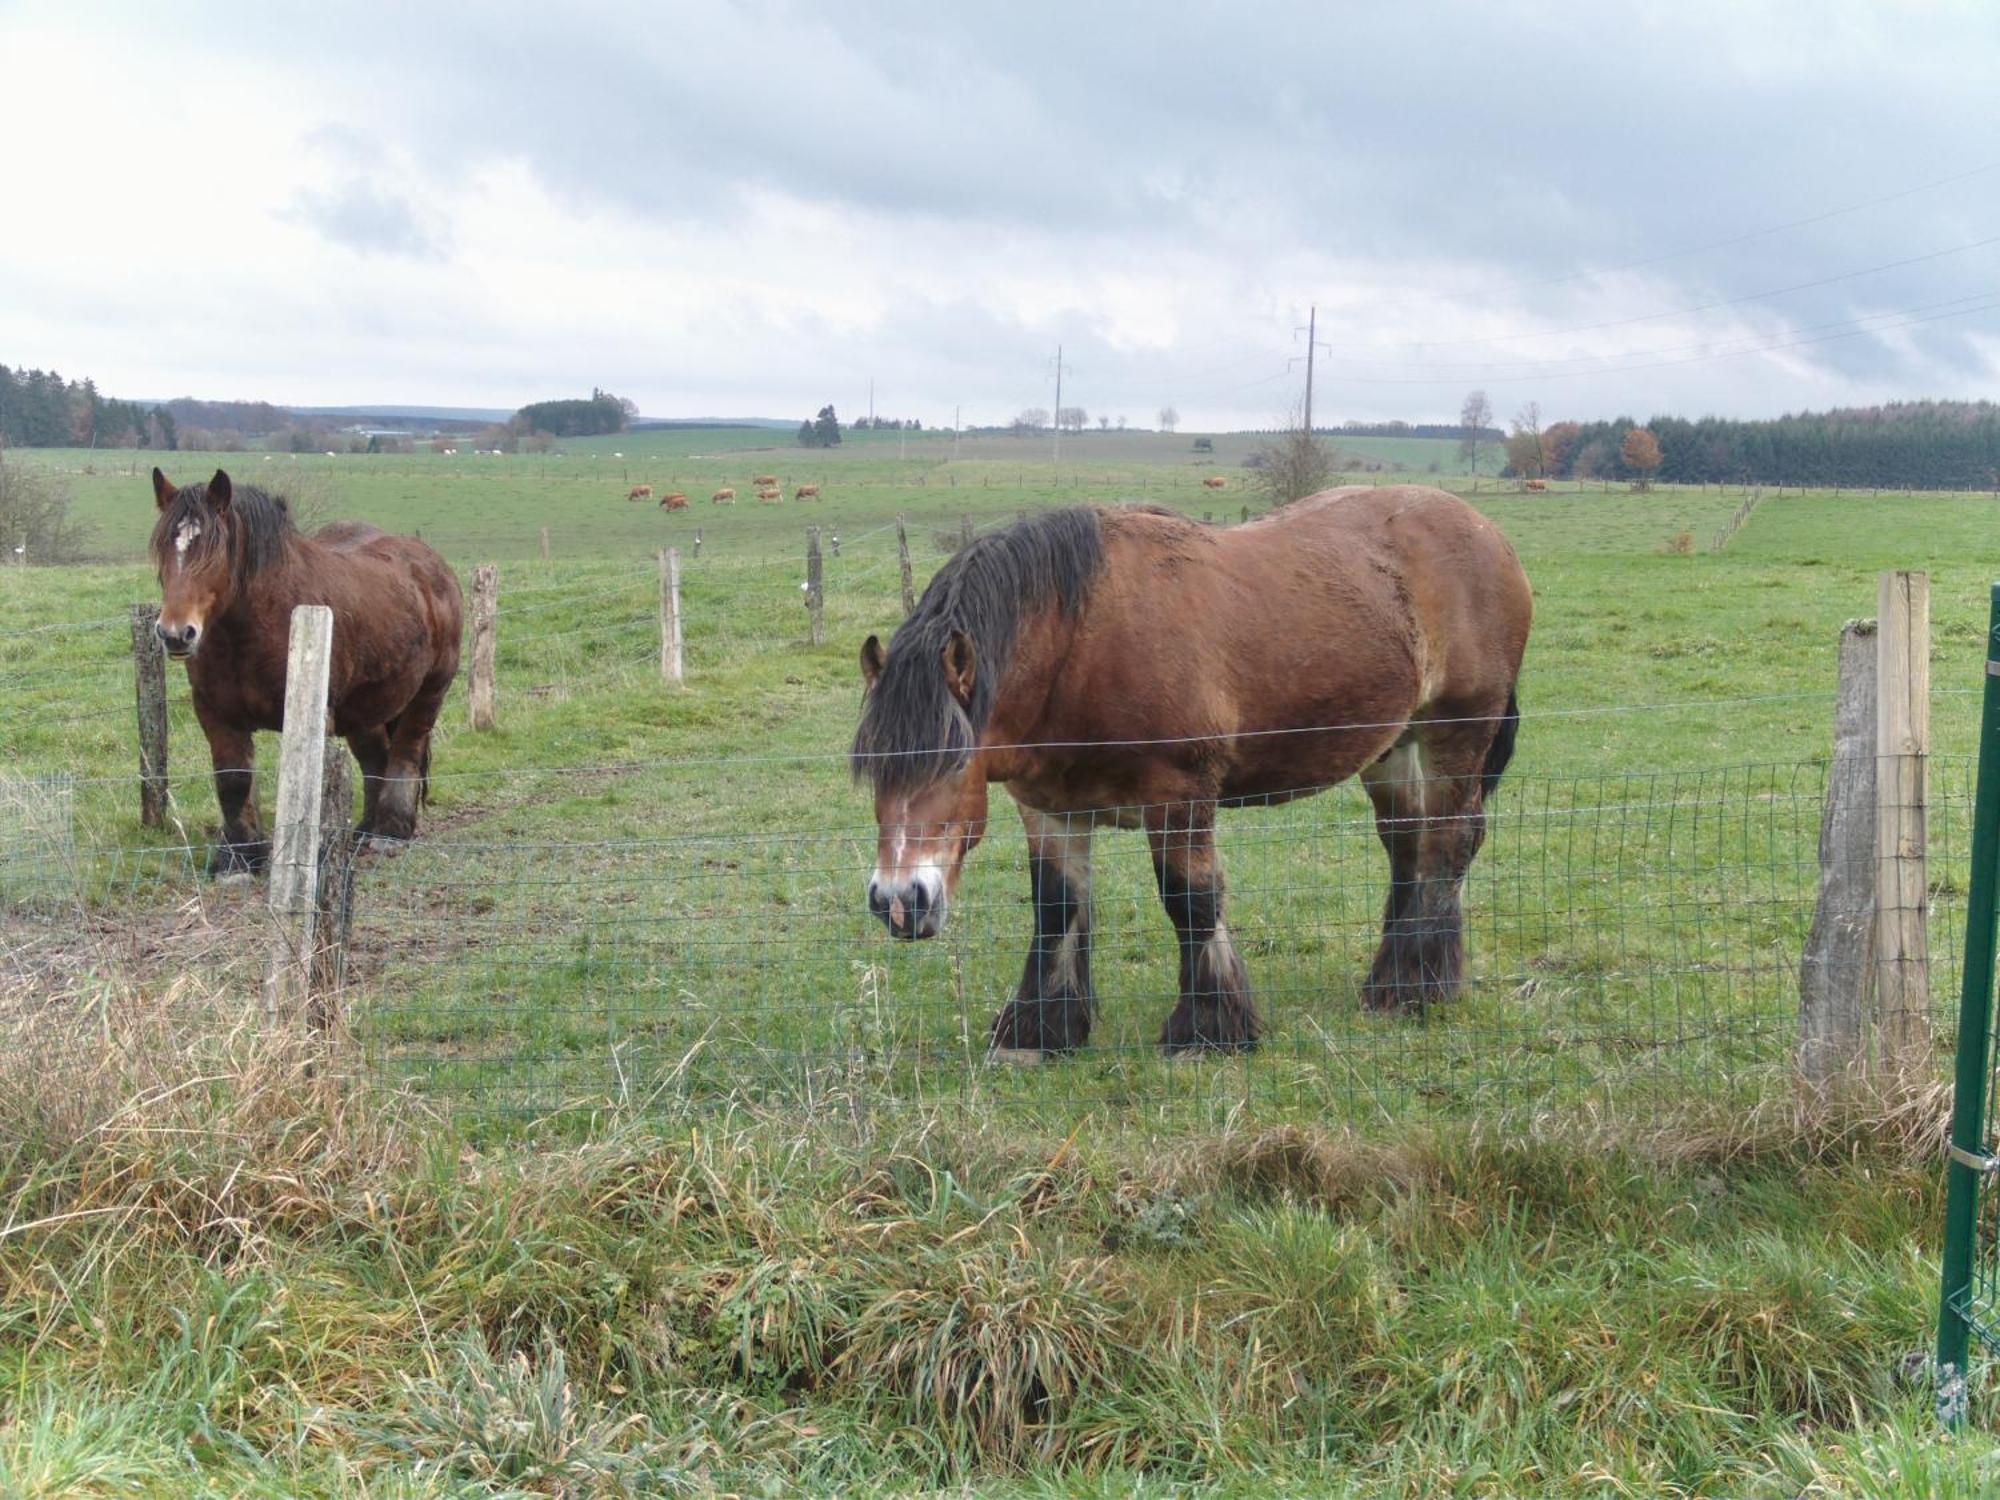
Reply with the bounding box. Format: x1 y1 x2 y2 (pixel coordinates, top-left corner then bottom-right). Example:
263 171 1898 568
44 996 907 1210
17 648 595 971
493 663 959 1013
1480 686 1520 800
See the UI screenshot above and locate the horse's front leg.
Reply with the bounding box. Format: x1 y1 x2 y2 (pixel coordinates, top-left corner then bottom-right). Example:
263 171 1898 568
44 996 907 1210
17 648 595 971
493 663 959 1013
989 805 1096 1062
1148 799 1260 1055
202 722 269 876
346 725 390 837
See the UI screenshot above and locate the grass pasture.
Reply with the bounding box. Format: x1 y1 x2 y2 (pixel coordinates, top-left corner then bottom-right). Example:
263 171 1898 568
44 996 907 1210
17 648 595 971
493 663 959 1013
6 435 2000 1491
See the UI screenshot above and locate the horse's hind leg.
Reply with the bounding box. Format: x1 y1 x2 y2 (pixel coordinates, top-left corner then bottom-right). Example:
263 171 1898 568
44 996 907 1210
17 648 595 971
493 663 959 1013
1360 730 1491 1013
989 806 1096 1061
1148 799 1260 1055
373 673 452 842
199 720 269 876
346 725 391 836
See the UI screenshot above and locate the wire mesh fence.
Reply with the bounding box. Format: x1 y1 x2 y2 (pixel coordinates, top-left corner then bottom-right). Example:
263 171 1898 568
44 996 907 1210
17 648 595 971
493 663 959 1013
2 754 1973 1129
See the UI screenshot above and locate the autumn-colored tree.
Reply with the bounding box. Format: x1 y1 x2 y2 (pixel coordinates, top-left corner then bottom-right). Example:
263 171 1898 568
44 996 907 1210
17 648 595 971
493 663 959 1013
1622 426 1663 488
1542 420 1581 476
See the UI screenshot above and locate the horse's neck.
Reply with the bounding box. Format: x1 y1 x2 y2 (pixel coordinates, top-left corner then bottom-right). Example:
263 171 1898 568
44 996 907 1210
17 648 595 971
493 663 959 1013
980 608 1073 776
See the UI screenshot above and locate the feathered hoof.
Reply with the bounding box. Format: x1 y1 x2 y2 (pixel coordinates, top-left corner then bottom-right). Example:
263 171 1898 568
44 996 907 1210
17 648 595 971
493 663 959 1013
986 1046 1050 1068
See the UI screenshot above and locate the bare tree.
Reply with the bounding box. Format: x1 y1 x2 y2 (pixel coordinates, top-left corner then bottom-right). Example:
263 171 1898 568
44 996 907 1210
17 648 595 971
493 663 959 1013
1116 414 1128 431
0 455 90 564
1013 408 1051 434
1157 405 1180 434
1251 403 1338 507
1458 389 1492 474
1057 406 1088 433
1507 401 1547 479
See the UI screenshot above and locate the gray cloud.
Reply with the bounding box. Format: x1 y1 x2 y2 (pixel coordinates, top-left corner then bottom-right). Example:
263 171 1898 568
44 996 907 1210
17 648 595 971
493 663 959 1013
15 0 2000 421
289 179 444 258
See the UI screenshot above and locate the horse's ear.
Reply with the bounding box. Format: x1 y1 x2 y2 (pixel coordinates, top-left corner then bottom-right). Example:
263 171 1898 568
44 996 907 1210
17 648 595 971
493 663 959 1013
152 467 176 511
208 470 234 513
860 634 885 690
941 630 976 709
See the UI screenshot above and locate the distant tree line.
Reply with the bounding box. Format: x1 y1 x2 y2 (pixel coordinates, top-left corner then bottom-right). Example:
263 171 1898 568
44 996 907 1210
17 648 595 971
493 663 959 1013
512 389 635 439
0 365 172 449
1497 400 2000 488
850 415 923 431
1338 419 1505 441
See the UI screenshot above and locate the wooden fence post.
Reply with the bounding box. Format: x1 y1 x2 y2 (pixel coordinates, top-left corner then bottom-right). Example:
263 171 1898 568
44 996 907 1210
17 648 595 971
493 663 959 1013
961 515 974 550
830 530 840 558
468 564 498 730
1240 505 1249 523
1876 569 1931 1070
539 525 550 560
897 516 915 616
659 547 683 685
693 528 702 559
130 603 167 828
806 526 825 646
1800 620 1877 1085
263 605 333 1029
311 748 355 1033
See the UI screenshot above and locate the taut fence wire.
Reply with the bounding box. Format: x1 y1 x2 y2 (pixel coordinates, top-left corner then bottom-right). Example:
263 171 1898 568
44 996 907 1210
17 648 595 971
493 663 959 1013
0 749 1973 1127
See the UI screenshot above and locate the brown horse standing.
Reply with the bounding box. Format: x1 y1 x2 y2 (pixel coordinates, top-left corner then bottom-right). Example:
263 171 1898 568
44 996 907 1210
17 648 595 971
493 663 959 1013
150 469 463 872
853 487 1532 1060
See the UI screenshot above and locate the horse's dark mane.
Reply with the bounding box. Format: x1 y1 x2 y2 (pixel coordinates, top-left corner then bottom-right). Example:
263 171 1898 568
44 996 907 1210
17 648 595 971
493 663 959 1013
150 479 296 581
853 507 1105 795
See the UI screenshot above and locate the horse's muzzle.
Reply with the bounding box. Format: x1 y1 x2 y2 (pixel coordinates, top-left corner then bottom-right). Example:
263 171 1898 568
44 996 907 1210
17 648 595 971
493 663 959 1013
868 875 944 940
156 620 200 658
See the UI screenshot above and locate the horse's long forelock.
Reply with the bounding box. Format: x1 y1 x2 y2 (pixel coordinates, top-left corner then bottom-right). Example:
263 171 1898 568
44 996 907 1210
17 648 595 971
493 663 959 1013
150 480 296 582
853 507 1105 796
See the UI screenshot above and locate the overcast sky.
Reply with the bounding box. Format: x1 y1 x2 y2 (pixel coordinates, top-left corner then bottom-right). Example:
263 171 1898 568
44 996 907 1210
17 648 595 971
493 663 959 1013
6 0 1999 429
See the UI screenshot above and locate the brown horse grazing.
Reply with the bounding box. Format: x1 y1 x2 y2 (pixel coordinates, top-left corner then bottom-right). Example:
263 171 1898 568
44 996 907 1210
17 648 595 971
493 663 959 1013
852 487 1532 1060
150 468 463 873
659 492 690 511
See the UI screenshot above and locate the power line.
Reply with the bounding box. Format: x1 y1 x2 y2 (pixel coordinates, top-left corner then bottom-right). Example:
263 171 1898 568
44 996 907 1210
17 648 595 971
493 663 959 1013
1339 155 2000 318
1385 230 2000 351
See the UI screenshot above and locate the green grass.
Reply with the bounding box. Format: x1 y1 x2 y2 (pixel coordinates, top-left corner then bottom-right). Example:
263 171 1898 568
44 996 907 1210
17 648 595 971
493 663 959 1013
0 1004 1993 1498
7 442 2000 1489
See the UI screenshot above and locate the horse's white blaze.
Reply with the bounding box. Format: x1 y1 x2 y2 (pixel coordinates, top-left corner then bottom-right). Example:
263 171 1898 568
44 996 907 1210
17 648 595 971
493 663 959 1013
173 519 201 556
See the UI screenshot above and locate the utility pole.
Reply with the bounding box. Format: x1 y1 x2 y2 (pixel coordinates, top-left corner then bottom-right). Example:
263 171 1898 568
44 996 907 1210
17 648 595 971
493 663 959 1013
868 377 874 430
1290 304 1331 435
954 403 961 462
1050 345 1073 465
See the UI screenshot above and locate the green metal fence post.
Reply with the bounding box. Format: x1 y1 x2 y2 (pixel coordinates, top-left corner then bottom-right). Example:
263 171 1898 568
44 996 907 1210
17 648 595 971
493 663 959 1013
1936 581 2000 1425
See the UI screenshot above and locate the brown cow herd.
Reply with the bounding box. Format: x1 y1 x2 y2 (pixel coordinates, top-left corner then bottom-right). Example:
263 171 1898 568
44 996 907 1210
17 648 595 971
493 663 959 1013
630 473 824 511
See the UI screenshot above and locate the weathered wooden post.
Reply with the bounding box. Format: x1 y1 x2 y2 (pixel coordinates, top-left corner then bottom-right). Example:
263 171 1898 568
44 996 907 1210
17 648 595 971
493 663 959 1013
1241 505 1249 523
897 517 915 617
659 547 683 686
130 603 168 828
263 605 333 1029
806 526 825 646
693 528 702 559
311 749 355 1032
539 525 550 560
1876 569 1931 1070
1800 620 1877 1085
960 514 974 551
468 564 498 730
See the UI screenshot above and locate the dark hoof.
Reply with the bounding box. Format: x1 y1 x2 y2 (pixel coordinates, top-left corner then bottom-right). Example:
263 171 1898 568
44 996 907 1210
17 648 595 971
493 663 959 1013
1159 1000 1260 1056
1360 974 1430 1015
989 995 1090 1059
354 827 411 855
206 839 270 877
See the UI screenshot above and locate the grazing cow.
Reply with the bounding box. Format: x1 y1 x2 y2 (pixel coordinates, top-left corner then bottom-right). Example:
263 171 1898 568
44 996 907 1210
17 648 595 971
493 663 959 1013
1202 476 1227 490
757 486 783 502
794 484 822 501
711 488 736 504
752 473 778 486
628 485 653 501
660 492 689 511
1524 478 1548 492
